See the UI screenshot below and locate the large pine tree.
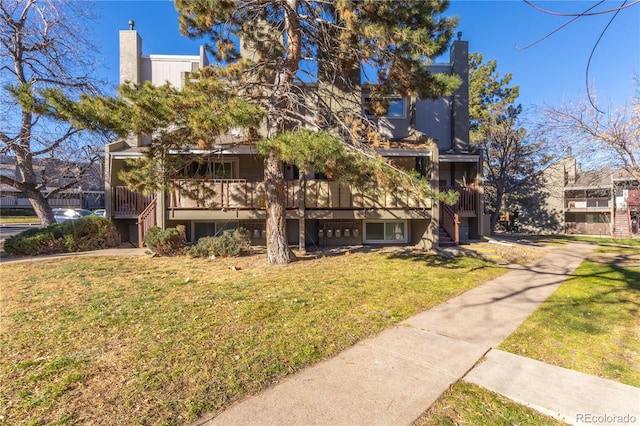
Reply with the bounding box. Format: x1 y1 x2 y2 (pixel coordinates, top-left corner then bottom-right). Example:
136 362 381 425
468 53 551 232
172 0 460 263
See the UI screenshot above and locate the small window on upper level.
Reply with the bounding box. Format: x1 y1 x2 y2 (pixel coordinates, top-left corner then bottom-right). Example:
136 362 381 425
183 159 237 179
364 97 406 118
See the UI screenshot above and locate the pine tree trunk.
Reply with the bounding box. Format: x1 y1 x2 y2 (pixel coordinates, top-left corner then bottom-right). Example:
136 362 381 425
264 152 291 264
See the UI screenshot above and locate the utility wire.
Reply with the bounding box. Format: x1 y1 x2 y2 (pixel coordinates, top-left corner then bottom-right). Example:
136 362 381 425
523 0 640 17
522 0 637 112
586 0 628 113
516 1 604 50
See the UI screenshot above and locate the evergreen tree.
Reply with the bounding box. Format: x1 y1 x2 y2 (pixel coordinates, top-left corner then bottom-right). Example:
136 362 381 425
172 0 460 263
67 1 460 264
469 53 551 233
469 52 519 143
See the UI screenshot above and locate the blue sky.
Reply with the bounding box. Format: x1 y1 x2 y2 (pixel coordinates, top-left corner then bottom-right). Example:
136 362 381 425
92 1 639 112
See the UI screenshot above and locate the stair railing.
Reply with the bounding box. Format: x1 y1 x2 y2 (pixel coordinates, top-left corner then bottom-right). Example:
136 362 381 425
137 197 157 248
441 202 460 245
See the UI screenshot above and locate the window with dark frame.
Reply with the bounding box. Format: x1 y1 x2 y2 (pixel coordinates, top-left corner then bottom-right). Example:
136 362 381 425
364 97 406 118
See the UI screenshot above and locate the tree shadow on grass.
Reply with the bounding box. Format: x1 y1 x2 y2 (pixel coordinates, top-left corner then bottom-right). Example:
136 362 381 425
531 260 640 336
585 253 640 290
384 250 495 269
479 254 640 316
300 245 498 269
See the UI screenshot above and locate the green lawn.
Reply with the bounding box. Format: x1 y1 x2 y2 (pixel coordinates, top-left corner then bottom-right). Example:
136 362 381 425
518 233 640 247
415 243 639 426
414 382 567 426
5 241 634 425
500 246 640 386
0 250 505 425
0 216 40 224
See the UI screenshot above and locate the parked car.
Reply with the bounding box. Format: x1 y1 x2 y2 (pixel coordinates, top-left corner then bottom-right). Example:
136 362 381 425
53 208 94 223
92 209 106 217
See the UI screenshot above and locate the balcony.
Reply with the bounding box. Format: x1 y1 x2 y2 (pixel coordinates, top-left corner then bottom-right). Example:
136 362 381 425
565 197 610 211
168 179 299 210
440 186 478 216
112 179 435 217
112 187 155 218
305 181 432 210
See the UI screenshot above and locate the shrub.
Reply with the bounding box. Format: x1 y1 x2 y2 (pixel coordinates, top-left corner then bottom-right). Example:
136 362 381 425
187 228 251 258
143 225 186 256
3 216 119 256
0 208 36 217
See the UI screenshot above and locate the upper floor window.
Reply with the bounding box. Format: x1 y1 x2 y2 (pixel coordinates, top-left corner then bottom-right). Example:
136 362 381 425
364 96 406 118
183 158 237 179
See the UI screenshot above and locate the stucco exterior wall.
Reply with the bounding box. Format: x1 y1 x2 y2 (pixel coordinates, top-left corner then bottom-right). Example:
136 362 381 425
519 158 567 233
141 55 200 89
416 98 452 150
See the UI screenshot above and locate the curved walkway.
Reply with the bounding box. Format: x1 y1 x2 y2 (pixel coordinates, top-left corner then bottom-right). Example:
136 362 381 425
194 243 640 426
3 242 637 425
0 246 148 264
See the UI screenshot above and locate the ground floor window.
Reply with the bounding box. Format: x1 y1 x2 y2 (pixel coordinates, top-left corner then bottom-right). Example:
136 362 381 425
364 220 407 243
192 221 239 241
586 213 610 223
566 212 610 224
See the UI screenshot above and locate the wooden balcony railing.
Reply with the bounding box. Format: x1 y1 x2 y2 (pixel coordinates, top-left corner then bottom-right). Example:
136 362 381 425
565 197 610 209
305 181 432 209
113 179 435 215
441 203 460 245
440 186 477 215
112 187 155 218
167 179 299 210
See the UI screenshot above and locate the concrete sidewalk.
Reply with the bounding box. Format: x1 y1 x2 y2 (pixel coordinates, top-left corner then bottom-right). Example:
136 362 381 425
0 246 148 264
465 349 640 425
194 242 639 425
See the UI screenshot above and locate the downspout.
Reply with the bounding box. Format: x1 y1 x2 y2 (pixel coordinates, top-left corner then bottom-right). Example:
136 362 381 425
477 148 485 238
104 147 112 218
432 144 440 249
610 176 615 237
298 172 306 253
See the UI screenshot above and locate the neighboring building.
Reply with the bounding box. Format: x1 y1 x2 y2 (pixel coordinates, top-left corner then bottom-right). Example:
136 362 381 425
0 156 104 210
106 29 483 249
523 155 639 238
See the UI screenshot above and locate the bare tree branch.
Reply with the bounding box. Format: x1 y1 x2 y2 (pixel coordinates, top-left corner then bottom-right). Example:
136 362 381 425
1 0 106 225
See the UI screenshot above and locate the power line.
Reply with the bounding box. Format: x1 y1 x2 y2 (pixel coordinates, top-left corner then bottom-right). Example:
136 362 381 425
516 1 605 50
586 0 628 113
523 0 640 17
522 0 638 112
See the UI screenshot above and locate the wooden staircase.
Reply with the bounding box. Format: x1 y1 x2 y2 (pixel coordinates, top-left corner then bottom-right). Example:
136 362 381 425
136 197 157 248
613 208 632 239
439 202 460 247
439 225 456 247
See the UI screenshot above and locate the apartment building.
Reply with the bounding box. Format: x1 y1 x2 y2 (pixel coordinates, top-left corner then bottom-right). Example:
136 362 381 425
106 29 483 249
522 155 639 238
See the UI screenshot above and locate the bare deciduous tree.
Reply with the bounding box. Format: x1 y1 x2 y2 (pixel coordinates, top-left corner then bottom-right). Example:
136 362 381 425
0 0 106 225
542 89 640 183
469 53 552 232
